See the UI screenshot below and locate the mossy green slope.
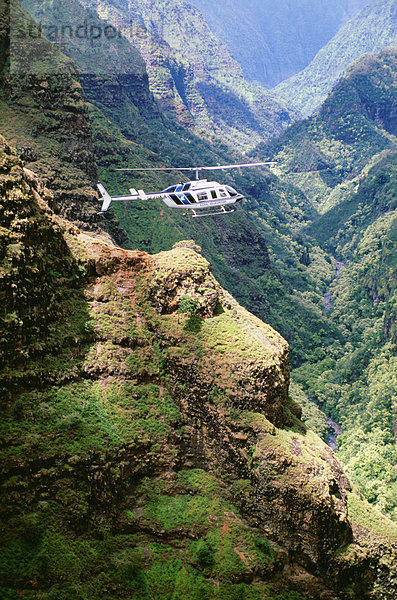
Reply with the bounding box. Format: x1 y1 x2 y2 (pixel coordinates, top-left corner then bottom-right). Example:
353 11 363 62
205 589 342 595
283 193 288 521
1 138 396 599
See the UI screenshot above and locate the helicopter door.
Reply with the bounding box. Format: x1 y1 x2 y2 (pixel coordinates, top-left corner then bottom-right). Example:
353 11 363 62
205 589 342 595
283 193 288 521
169 193 184 205
184 192 197 203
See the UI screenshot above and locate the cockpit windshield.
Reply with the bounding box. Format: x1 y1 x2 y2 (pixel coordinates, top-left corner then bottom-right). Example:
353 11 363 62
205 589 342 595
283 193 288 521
226 186 238 197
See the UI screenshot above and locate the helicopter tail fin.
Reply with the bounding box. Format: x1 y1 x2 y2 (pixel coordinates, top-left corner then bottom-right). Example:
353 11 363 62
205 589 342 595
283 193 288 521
97 182 112 212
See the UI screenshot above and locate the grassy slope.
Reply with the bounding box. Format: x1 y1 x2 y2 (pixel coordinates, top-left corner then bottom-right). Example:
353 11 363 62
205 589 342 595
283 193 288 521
0 0 102 224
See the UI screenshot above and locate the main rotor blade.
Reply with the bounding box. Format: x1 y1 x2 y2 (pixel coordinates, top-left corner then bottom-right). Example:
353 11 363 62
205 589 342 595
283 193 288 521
115 167 198 171
198 162 276 171
115 161 276 172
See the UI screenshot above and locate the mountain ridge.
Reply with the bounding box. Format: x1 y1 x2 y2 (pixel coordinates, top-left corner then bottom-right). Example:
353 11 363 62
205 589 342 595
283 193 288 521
255 48 397 214
73 0 295 150
275 0 397 117
189 0 373 87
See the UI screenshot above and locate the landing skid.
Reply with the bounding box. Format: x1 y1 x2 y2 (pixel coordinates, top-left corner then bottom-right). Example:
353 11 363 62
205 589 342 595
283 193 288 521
184 206 236 218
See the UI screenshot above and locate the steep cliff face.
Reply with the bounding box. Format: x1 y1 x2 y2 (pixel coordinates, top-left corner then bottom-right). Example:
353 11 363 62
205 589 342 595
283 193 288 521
19 0 157 127
0 0 99 225
0 135 85 374
275 0 397 117
1 138 397 600
189 0 372 87
0 0 140 251
75 0 295 150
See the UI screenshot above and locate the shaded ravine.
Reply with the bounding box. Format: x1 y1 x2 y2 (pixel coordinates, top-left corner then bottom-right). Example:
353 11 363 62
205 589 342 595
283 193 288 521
321 260 346 448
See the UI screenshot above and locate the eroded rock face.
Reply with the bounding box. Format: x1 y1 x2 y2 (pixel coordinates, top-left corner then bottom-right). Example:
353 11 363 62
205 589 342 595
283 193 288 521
80 237 355 573
140 246 353 566
149 246 226 317
0 136 79 371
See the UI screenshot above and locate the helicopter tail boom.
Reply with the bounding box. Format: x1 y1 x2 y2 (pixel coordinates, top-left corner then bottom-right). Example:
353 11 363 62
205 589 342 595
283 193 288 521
97 182 165 212
97 183 113 212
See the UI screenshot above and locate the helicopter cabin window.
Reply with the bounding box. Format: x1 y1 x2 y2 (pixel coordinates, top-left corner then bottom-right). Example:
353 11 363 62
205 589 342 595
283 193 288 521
211 190 217 199
183 183 191 191
164 186 177 193
218 188 228 198
197 192 209 201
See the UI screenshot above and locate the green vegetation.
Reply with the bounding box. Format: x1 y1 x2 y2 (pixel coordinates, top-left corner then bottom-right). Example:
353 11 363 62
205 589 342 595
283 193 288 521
1 2 397 596
0 142 308 598
293 167 397 518
177 295 203 332
260 50 397 215
254 50 397 522
189 0 364 88
289 382 328 442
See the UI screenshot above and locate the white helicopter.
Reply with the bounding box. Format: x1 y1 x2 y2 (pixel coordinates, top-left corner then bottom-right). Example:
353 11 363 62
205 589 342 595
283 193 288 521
97 162 276 217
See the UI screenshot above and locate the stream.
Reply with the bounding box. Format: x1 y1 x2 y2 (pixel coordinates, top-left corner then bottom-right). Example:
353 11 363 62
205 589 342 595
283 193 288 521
306 395 343 451
317 261 346 448
327 417 343 451
323 260 346 311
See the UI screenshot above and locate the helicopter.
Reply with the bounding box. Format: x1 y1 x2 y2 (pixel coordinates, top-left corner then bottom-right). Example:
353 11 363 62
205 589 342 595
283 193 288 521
97 162 276 217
